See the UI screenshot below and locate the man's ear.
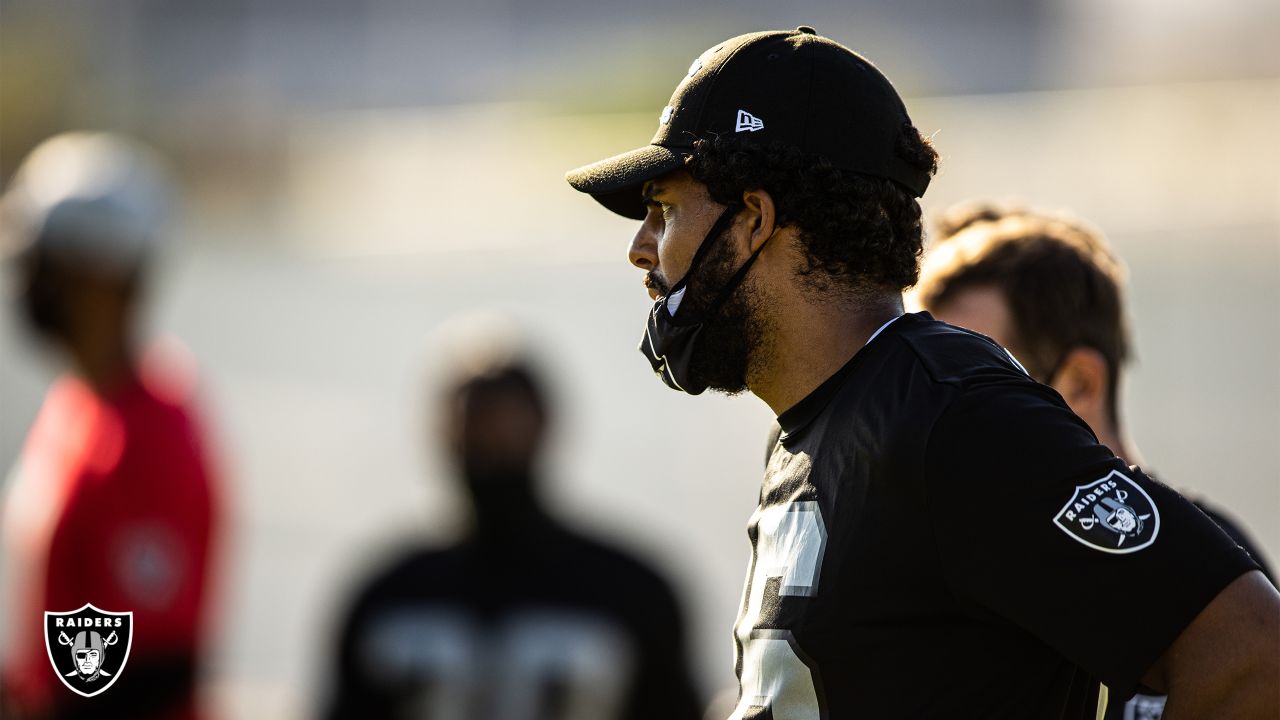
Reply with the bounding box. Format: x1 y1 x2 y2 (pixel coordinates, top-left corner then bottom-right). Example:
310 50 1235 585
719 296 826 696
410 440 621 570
740 187 778 253
1049 347 1110 425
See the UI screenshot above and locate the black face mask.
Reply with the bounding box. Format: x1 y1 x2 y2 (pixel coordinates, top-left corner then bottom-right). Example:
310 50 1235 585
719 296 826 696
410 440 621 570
464 465 538 522
638 203 769 395
18 258 72 342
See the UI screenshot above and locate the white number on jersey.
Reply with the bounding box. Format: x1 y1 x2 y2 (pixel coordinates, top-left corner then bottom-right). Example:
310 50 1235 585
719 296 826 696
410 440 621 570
730 501 828 720
362 609 634 720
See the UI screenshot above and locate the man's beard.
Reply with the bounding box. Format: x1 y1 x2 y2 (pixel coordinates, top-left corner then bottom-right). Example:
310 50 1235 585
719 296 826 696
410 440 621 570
648 231 773 395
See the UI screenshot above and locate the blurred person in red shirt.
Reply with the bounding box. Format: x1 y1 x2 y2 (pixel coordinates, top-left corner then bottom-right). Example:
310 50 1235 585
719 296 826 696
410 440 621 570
0 133 221 720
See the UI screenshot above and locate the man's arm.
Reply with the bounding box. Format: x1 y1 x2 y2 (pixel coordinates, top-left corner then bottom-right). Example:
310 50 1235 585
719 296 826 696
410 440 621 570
925 379 1271 701
1143 570 1280 719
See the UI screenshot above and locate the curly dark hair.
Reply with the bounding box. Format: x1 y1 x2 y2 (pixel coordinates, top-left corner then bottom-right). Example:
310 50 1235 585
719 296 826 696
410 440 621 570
686 124 939 296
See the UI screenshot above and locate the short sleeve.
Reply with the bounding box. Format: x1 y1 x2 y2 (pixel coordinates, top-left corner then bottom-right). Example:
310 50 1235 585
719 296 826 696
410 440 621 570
924 378 1259 697
1190 500 1275 586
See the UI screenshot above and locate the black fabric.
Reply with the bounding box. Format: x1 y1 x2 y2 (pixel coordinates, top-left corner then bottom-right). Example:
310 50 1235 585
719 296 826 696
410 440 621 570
50 654 196 720
565 145 685 220
732 312 1258 719
639 203 746 394
1098 495 1274 720
325 515 701 720
1188 498 1274 585
566 26 929 218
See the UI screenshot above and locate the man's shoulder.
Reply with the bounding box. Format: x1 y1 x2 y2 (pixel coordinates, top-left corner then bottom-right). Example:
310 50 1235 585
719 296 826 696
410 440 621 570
546 522 683 604
791 314 1040 445
352 527 681 610
889 312 1028 388
872 314 1083 458
335 543 474 628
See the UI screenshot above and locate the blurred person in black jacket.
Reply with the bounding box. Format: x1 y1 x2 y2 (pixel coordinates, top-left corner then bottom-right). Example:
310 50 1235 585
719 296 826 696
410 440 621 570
324 329 701 720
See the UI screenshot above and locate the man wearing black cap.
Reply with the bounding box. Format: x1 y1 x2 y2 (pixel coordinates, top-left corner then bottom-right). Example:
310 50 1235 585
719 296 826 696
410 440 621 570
566 27 1279 719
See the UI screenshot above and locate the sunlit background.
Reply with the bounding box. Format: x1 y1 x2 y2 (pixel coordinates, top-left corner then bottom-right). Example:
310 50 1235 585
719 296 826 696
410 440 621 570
2 1 1277 717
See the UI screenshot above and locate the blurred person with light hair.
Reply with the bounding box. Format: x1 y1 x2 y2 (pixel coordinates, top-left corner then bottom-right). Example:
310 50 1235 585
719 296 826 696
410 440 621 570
915 201 1273 719
323 317 701 720
0 133 222 720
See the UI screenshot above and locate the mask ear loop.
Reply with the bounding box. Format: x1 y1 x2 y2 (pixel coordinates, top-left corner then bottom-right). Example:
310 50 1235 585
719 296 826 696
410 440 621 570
702 220 773 313
667 201 776 327
666 201 743 298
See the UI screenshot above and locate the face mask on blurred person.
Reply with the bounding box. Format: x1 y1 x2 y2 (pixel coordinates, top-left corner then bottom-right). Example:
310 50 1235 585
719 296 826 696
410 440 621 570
18 254 73 341
639 203 771 395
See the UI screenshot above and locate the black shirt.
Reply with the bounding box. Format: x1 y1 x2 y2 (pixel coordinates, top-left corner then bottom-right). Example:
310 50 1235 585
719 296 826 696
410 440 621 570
1100 496 1274 720
325 513 701 720
731 313 1258 719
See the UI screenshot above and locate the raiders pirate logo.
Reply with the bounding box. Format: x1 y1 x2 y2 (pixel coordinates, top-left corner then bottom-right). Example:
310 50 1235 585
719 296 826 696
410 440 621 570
1053 470 1159 554
44 604 133 697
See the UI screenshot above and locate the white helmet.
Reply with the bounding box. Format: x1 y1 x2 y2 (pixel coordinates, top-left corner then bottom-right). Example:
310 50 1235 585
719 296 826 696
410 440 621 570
1 132 173 275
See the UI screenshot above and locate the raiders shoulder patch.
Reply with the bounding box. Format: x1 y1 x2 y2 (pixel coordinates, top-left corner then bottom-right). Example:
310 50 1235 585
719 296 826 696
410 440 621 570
1053 470 1159 554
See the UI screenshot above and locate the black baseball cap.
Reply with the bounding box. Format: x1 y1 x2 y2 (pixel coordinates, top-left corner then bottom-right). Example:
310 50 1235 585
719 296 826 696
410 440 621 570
566 26 931 220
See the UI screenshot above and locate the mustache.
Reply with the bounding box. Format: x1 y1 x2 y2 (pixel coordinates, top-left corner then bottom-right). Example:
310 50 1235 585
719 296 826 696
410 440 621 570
644 271 672 297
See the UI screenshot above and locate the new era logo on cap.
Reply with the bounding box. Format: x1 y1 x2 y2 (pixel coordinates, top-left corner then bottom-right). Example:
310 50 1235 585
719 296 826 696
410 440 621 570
735 110 764 133
565 27 933 220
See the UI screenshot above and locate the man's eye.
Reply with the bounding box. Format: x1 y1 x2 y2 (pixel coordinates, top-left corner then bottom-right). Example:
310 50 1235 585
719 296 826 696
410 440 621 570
644 199 671 220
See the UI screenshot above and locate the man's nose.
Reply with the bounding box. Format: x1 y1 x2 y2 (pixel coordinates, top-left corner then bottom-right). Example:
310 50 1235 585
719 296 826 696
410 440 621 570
628 214 660 270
